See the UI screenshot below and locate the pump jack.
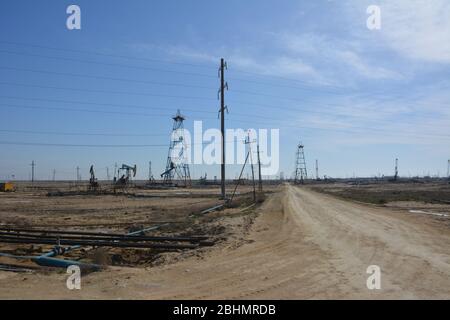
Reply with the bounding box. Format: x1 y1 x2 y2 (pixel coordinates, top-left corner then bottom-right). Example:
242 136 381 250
88 165 99 191
114 164 137 189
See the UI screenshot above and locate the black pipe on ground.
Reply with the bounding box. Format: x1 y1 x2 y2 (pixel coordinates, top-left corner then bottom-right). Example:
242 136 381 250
0 235 199 250
0 231 209 243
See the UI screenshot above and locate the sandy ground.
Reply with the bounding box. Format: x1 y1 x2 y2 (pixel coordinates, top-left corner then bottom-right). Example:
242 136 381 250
1 184 449 299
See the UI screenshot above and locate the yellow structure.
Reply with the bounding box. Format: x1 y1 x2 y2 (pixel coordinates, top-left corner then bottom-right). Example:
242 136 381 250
0 182 15 192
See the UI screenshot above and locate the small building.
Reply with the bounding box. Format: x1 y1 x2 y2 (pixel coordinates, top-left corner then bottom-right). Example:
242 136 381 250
0 182 15 192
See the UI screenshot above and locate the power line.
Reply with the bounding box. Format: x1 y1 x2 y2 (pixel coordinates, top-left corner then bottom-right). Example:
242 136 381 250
0 140 245 148
227 94 449 119
2 63 438 113
0 95 217 115
2 42 448 109
0 50 216 79
225 118 450 141
1 56 446 113
0 129 169 137
0 40 387 93
1 81 446 130
0 102 448 141
0 49 351 93
228 67 345 87
0 48 359 94
0 103 197 119
0 81 216 101
0 66 216 91
0 141 167 147
0 48 392 98
1 93 447 130
0 40 356 89
3 64 446 115
0 40 216 69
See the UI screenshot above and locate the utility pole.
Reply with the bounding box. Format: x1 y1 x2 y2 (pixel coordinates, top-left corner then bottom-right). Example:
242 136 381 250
148 161 154 181
148 161 152 181
245 133 256 202
394 158 398 181
30 161 35 184
52 169 56 182
218 58 228 200
257 144 262 192
447 159 450 179
229 151 250 203
106 167 110 181
76 166 80 181
315 159 319 180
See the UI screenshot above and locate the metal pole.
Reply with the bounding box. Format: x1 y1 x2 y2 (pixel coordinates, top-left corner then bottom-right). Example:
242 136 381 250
219 58 227 200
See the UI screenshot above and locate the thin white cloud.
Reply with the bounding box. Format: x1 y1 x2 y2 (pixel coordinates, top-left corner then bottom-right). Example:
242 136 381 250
277 32 403 80
160 44 328 84
345 0 450 64
382 0 450 63
336 50 402 80
164 45 219 64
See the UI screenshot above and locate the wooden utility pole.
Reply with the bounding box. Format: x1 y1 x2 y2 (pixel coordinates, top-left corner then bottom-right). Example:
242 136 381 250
245 133 256 202
219 58 228 200
394 158 398 181
30 160 35 184
148 161 155 182
257 144 262 192
315 159 319 180
229 152 250 203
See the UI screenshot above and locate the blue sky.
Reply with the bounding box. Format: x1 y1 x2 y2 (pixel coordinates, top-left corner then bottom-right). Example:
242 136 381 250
0 0 449 180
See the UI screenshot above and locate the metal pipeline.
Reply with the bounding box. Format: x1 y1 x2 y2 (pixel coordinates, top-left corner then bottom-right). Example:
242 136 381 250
32 256 101 271
1 223 175 270
34 223 171 269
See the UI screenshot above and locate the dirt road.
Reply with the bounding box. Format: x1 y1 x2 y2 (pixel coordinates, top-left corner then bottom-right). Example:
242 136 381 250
1 185 449 299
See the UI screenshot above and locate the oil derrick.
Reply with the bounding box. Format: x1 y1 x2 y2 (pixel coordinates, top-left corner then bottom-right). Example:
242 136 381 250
294 142 307 184
161 110 191 187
